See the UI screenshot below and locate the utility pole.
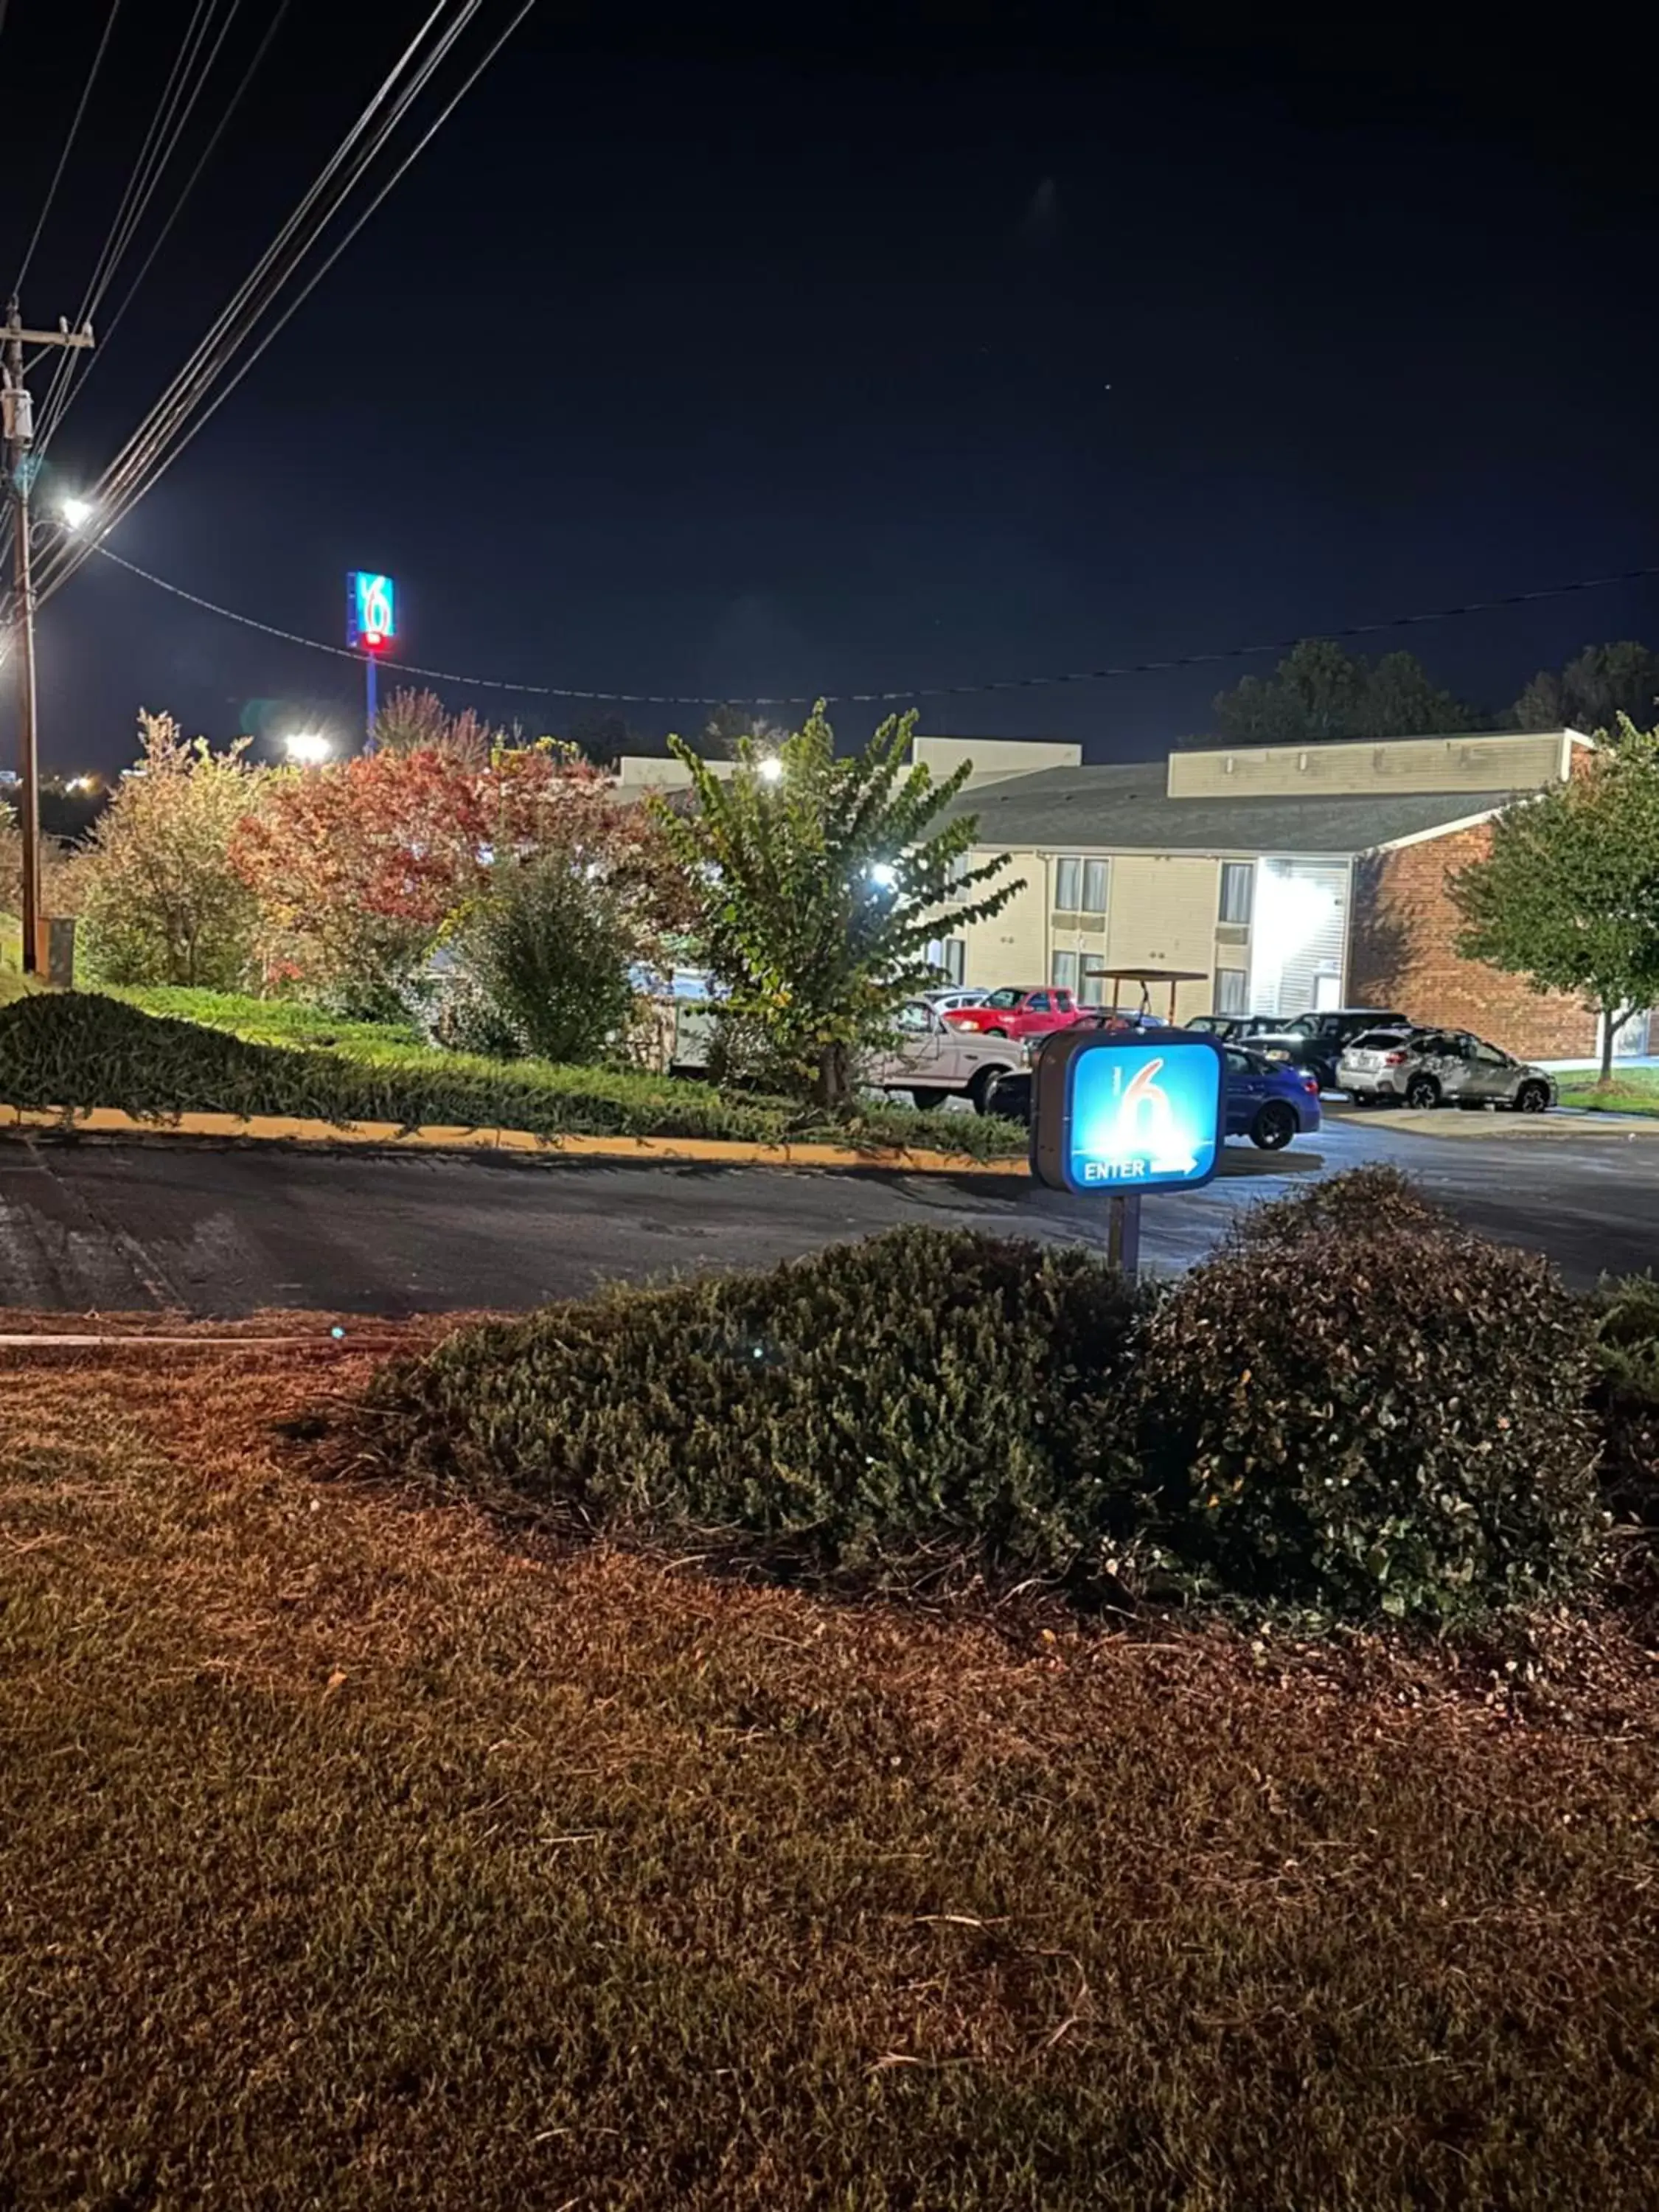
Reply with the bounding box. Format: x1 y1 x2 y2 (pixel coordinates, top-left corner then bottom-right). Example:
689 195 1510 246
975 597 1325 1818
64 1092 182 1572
2 299 93 974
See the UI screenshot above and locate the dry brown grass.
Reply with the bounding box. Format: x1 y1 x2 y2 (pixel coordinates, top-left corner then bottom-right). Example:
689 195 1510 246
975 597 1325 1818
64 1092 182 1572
4 1324 1659 2209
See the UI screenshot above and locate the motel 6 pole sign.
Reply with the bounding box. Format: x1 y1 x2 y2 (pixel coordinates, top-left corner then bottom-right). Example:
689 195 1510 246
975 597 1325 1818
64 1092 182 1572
1030 1027 1225 1272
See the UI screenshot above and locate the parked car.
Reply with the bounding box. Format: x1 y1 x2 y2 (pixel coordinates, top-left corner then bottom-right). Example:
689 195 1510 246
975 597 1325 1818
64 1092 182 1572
942 986 1081 1041
865 998 1026 1113
1250 1008 1411 1091
1336 1027 1557 1113
921 987 990 1017
1183 1014 1283 1044
984 1037 1321 1151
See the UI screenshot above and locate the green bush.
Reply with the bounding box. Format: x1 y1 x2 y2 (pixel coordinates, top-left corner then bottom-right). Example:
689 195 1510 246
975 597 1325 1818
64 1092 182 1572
1590 1275 1659 1523
1226 1161 1452 1249
369 1228 1141 1590
1128 1222 1604 1621
0 990 1025 1157
455 858 638 1064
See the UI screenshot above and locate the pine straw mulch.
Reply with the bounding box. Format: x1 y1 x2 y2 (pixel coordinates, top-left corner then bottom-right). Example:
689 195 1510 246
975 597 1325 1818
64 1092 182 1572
4 1318 1659 2211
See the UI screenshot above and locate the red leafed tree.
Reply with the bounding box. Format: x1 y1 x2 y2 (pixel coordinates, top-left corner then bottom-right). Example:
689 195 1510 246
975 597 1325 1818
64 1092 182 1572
232 742 694 1012
232 748 488 1010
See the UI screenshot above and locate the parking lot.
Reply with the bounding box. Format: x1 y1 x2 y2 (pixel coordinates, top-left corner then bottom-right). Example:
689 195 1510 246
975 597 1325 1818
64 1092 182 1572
1 1103 1655 1318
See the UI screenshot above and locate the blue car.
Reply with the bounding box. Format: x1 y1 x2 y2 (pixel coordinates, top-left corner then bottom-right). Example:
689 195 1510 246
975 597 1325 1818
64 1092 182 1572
1218 1043 1321 1150
984 1029 1321 1151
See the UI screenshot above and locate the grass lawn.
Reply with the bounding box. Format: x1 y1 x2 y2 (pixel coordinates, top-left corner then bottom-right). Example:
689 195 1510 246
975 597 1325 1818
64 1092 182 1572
3 1338 1659 2208
1559 1067 1659 1116
1 987 1025 1160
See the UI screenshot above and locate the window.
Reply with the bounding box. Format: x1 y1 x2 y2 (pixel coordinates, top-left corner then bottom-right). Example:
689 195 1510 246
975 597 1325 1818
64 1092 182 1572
1471 1040 1510 1066
1219 862 1255 925
1214 965 1248 1014
895 1002 933 1034
1080 959 1110 1009
1026 992 1051 1013
1054 857 1108 913
984 987 1022 1009
1052 950 1079 995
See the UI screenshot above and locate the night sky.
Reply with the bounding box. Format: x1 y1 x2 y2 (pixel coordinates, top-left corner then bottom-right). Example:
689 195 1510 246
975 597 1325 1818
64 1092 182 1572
4 1 1658 774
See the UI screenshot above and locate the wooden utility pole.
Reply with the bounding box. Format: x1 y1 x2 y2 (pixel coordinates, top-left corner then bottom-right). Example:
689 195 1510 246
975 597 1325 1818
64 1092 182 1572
2 299 93 974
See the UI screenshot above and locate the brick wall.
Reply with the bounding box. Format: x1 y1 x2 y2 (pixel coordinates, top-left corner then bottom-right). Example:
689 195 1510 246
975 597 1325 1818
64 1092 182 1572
1348 827 1599 1061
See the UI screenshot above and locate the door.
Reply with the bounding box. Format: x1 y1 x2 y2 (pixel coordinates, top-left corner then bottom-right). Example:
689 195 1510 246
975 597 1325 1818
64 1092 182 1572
1023 991 1054 1034
1464 1037 1517 1102
1222 1048 1261 1135
890 1000 945 1084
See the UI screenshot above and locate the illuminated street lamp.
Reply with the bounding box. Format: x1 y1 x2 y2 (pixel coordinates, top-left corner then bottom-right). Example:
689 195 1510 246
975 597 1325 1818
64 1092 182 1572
284 731 332 765
59 496 94 531
756 755 784 785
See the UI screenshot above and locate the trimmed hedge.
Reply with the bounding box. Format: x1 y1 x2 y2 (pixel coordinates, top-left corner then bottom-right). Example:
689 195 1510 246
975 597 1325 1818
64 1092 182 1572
369 1188 1608 1625
1130 1220 1604 1621
0 991 1024 1157
370 1228 1141 1590
1592 1273 1659 1524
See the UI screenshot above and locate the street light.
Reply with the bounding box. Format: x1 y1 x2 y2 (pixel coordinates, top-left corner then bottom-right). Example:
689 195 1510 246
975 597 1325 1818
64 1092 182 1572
59 496 94 531
868 861 898 889
284 731 332 765
756 755 784 784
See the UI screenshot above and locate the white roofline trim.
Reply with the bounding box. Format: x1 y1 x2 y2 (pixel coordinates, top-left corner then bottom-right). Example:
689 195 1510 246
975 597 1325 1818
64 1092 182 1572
1366 805 1512 855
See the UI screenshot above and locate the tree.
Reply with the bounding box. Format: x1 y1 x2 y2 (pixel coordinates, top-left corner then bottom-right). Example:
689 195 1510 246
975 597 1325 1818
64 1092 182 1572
232 747 490 1012
371 686 495 765
655 701 1019 1110
698 703 789 759
565 710 636 770
77 713 265 988
1210 641 1476 746
231 740 690 1015
1450 717 1659 1084
1511 642 1659 736
455 856 639 1063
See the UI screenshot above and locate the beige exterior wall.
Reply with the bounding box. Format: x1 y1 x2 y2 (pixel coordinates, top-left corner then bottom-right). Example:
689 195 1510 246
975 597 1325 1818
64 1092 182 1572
911 737 1083 788
1166 729 1579 801
951 850 1048 990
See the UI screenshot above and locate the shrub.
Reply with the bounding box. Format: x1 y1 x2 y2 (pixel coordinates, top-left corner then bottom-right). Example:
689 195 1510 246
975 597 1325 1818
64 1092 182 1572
1590 1275 1659 1523
0 989 1026 1156
1128 1220 1604 1621
456 858 637 1063
1226 1161 1451 1250
369 1228 1141 1590
76 712 265 988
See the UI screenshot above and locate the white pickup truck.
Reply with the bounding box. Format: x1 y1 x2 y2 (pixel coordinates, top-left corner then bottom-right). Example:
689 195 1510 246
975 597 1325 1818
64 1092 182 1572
865 999 1025 1113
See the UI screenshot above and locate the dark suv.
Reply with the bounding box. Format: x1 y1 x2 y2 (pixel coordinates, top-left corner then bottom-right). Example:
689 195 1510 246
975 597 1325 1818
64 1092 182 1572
1249 1008 1410 1091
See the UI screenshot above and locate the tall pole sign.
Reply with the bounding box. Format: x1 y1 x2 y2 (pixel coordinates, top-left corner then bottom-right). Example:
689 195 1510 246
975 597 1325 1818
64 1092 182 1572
1029 1028 1225 1276
346 571 395 747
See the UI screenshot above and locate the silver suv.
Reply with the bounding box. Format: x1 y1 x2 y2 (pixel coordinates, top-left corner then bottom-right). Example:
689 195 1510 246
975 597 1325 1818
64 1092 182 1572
1337 1027 1557 1113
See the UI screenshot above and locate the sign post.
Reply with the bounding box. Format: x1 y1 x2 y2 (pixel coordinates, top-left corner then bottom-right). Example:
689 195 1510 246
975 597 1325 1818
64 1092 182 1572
1029 1028 1225 1278
346 571 396 747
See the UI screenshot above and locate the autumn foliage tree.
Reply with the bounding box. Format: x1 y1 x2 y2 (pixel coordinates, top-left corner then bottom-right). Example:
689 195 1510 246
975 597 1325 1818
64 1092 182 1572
232 741 691 1016
77 713 266 987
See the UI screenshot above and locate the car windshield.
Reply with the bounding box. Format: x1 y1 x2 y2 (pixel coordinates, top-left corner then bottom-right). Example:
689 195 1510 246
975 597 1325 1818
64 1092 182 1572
983 989 1023 1009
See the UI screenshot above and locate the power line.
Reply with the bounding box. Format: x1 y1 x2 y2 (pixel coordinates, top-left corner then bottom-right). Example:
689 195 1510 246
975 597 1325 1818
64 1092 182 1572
86 539 1659 710
35 0 234 449
41 0 293 451
11 0 125 294
29 0 516 609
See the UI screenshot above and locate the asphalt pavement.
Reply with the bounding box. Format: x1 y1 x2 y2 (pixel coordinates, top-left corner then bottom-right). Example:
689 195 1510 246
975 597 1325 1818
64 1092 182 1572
2 1112 1658 1316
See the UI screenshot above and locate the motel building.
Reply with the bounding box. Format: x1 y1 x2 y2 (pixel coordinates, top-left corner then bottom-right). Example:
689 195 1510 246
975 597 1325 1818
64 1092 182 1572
613 726 1642 1067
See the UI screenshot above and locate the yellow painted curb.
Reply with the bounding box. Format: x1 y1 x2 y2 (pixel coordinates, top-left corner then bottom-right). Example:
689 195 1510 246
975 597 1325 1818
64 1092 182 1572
0 1103 1030 1178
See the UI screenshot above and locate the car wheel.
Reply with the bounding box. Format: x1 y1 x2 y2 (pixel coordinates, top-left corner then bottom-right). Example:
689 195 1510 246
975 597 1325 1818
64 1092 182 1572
983 1026 1009 1038
1405 1074 1441 1110
967 1067 1000 1116
1250 1100 1296 1151
910 1087 950 1112
1514 1080 1551 1114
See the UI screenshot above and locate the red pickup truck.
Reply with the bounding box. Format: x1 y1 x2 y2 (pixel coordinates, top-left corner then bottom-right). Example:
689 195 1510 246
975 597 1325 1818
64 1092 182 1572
942 987 1082 1041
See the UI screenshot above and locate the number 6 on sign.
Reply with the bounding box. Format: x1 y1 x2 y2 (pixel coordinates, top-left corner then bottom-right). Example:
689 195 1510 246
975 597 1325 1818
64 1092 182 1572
1031 1029 1226 1196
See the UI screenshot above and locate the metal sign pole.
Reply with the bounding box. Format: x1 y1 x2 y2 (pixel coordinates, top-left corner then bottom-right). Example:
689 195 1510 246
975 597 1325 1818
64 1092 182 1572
1107 1191 1141 1281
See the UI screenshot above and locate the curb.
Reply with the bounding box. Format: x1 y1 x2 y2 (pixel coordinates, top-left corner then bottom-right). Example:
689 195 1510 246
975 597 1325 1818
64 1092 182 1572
0 1104 1031 1178
1335 1106 1659 1140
